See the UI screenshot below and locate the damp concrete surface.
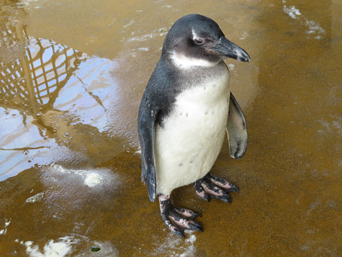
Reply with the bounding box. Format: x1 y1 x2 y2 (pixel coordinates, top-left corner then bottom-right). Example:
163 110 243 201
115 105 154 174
0 0 341 256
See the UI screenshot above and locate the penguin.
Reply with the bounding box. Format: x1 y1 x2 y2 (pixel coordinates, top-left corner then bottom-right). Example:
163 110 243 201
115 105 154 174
138 14 250 238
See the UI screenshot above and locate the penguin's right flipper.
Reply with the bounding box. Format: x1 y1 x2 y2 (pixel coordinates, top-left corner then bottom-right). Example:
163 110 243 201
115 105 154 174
138 103 159 202
226 93 248 159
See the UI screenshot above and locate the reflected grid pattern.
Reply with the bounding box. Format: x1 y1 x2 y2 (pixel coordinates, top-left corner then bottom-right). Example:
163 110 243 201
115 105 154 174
0 25 83 112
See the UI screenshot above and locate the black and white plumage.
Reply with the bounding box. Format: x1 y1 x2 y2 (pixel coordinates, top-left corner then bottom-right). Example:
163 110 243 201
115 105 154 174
138 14 250 238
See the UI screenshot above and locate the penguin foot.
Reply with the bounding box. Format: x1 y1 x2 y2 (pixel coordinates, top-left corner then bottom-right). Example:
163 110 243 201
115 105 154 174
195 172 239 203
159 195 203 238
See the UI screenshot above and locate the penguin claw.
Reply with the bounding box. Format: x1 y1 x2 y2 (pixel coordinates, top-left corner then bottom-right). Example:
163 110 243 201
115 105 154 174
211 192 231 203
203 193 211 203
174 207 202 218
195 173 238 203
188 220 203 232
227 182 239 193
159 196 202 238
175 229 185 239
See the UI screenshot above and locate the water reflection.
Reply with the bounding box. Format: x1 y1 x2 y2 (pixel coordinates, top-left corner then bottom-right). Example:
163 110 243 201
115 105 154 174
0 27 83 115
0 14 123 180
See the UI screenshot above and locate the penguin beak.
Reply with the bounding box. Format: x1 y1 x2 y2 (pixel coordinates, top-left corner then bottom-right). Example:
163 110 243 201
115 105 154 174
213 37 251 62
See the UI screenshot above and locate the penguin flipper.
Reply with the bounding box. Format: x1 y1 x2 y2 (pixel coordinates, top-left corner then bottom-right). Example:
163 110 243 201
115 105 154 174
138 104 159 202
226 93 248 159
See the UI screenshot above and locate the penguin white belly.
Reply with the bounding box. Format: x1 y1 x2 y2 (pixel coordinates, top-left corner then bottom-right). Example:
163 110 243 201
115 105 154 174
155 71 230 196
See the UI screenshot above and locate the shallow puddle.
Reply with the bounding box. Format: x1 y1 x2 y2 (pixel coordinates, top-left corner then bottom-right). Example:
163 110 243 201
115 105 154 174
0 0 341 256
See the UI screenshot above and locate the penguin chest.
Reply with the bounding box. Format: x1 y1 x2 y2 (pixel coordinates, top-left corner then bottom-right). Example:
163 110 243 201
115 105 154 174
155 72 230 195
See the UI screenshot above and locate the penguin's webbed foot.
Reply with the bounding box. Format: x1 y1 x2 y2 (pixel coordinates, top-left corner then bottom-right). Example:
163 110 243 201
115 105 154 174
159 195 202 238
195 172 238 203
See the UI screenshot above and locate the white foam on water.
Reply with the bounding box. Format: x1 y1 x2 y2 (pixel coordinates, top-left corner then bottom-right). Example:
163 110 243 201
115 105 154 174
20 236 119 257
52 165 115 188
151 231 197 257
283 4 325 39
84 173 102 187
25 236 76 257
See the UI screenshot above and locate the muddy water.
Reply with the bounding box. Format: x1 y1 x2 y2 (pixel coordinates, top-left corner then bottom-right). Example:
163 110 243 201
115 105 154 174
0 0 341 256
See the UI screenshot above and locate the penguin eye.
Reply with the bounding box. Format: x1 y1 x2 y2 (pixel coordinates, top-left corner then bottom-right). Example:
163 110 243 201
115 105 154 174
193 38 205 45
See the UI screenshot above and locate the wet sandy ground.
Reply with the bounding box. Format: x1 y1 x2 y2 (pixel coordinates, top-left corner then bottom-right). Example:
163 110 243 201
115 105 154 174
0 0 342 256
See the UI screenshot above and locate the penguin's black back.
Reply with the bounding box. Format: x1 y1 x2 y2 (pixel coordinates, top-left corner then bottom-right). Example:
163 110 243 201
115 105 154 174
138 57 179 127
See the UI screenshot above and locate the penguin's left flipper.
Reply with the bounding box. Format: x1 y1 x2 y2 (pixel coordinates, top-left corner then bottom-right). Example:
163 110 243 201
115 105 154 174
227 93 248 159
159 196 203 238
138 103 159 203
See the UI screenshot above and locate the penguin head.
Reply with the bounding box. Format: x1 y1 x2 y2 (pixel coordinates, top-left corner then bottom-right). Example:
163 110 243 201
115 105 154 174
163 14 251 69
